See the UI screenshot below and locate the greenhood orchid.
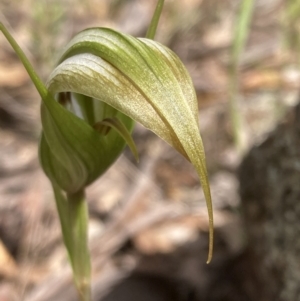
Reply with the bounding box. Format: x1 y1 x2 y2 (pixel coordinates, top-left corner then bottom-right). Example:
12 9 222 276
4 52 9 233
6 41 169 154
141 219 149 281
0 1 213 300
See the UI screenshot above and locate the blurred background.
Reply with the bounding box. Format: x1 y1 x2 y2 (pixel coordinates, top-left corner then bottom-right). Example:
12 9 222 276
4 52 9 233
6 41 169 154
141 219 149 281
1 0 300 300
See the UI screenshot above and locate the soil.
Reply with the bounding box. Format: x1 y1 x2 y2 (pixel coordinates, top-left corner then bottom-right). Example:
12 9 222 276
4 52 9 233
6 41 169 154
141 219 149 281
0 0 299 300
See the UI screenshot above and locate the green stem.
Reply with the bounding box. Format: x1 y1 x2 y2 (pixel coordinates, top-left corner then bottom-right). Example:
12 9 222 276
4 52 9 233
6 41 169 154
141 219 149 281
0 22 48 100
0 21 67 125
229 0 255 152
1 21 91 300
146 0 165 39
53 185 91 301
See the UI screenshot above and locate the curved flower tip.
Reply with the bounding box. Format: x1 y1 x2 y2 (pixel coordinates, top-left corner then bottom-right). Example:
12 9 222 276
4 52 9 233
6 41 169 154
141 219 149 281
45 27 214 261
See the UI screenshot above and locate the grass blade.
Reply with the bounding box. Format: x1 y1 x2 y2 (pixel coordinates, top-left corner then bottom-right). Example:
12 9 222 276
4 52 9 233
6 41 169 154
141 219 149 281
229 0 255 152
146 0 165 39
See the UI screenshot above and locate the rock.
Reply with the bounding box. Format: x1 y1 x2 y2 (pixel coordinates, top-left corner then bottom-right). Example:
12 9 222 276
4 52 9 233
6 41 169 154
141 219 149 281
239 102 300 300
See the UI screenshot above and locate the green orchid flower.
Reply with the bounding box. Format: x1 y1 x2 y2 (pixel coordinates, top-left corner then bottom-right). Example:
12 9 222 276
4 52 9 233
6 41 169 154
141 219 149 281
0 1 213 300
45 25 213 257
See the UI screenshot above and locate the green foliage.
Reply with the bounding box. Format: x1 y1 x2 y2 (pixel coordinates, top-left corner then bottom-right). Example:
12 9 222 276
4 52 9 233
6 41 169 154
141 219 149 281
229 0 255 152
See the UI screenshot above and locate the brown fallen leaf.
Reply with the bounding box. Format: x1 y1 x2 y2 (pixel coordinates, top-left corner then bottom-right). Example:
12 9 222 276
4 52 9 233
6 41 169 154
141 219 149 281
0 239 18 278
0 63 28 87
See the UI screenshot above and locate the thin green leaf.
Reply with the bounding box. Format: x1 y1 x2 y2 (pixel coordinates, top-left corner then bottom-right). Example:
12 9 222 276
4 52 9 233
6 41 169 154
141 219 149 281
146 0 165 39
0 22 48 100
231 0 254 66
229 0 255 151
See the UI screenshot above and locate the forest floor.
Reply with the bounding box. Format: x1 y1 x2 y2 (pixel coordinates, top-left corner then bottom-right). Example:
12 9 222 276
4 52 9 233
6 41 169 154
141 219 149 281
0 0 299 300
